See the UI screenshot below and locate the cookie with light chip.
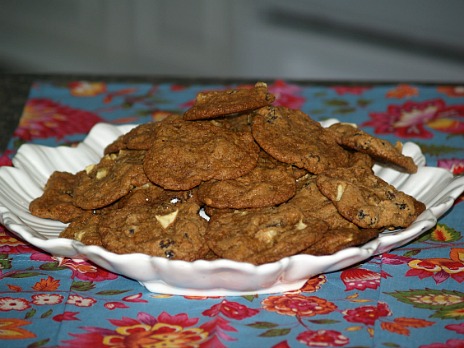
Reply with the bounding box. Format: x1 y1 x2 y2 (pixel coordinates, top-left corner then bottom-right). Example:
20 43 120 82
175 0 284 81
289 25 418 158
183 82 275 121
73 150 149 210
316 165 426 229
98 202 209 261
252 106 351 174
206 204 327 264
329 123 417 173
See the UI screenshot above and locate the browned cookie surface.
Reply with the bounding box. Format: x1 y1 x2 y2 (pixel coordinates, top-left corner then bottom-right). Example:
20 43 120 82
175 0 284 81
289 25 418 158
98 202 209 261
198 151 296 209
289 174 358 230
302 227 380 256
206 204 327 265
143 119 260 190
252 106 351 174
30 171 90 223
316 165 426 229
59 214 103 246
73 150 149 210
329 123 417 173
183 82 275 121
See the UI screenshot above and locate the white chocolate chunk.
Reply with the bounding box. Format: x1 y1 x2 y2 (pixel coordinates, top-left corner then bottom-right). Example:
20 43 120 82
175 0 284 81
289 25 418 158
155 210 179 229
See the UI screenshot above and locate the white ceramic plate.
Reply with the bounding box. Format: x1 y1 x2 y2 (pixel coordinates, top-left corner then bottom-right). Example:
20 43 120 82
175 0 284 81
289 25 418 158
1 122 464 296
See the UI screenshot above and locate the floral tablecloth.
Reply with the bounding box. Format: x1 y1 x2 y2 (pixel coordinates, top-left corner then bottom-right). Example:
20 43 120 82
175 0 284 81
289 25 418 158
0 80 463 347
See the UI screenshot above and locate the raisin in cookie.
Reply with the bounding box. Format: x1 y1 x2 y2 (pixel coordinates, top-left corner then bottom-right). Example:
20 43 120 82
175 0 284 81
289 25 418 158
329 123 417 173
252 106 351 174
316 165 426 229
206 204 327 264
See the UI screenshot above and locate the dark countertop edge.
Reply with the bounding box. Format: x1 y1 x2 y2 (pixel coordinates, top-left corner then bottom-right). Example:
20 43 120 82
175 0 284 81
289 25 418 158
1 73 462 153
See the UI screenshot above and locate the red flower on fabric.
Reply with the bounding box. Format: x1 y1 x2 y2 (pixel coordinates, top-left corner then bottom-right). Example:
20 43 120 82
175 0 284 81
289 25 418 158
268 80 306 109
60 311 210 348
341 268 391 291
362 99 464 139
0 228 36 254
202 300 259 320
342 302 391 326
262 294 337 317
332 85 371 95
14 98 104 141
437 158 464 176
297 329 349 347
406 250 464 284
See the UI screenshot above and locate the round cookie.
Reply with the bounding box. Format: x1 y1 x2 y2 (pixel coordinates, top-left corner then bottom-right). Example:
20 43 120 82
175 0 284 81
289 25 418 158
251 106 351 174
183 82 275 121
98 202 209 261
143 119 260 190
198 151 296 209
59 214 103 246
328 123 417 173
206 204 327 264
29 171 90 223
316 165 426 229
73 150 149 210
301 227 380 256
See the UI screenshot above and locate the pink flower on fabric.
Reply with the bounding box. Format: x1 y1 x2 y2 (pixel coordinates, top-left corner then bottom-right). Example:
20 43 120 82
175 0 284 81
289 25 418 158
341 268 391 291
14 98 103 141
297 329 349 347
363 99 464 139
202 300 259 320
342 302 391 326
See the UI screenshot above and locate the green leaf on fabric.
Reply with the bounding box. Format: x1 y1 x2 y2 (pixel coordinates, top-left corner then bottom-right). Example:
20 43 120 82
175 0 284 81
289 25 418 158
25 308 36 319
27 338 51 348
387 288 464 310
71 280 95 291
259 328 291 337
357 99 372 107
324 99 350 107
403 249 421 257
39 262 67 271
332 107 356 115
40 309 53 318
415 143 464 156
247 321 279 329
8 272 42 278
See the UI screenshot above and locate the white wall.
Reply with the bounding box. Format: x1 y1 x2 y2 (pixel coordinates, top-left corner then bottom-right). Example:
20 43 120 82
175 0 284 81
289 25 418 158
1 0 463 81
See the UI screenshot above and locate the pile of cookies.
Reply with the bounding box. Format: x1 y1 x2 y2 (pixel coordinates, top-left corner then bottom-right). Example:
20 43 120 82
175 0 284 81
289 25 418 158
29 82 426 265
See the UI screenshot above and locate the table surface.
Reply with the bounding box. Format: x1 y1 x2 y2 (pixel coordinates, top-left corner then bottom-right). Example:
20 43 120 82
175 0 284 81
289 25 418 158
0 75 463 347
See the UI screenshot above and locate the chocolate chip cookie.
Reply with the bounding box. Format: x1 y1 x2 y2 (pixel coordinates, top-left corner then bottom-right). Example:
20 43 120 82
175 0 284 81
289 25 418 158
183 82 275 121
252 106 351 174
143 119 260 190
329 123 417 173
206 204 327 264
198 151 296 209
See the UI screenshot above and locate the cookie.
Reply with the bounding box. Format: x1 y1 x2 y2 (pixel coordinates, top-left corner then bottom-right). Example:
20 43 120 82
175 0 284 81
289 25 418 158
252 106 351 174
143 119 260 190
198 151 296 209
289 174 358 230
104 115 181 154
29 171 89 223
98 202 209 261
183 82 275 121
206 204 327 264
329 123 417 173
301 227 380 256
73 150 149 210
316 165 426 229
59 214 103 246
